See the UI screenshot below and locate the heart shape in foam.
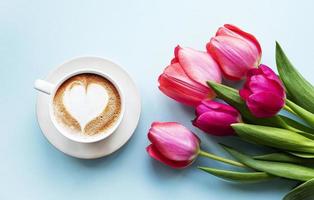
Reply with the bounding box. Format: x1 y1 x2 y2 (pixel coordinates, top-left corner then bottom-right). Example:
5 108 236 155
63 81 108 131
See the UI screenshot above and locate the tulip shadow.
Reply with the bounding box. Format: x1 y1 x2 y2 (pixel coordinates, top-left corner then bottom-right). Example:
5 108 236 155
219 178 298 197
194 152 298 196
222 78 244 89
189 156 297 197
195 171 297 195
149 158 194 180
177 103 195 117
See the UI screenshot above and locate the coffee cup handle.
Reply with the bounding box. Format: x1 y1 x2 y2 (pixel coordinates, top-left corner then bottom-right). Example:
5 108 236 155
34 79 55 95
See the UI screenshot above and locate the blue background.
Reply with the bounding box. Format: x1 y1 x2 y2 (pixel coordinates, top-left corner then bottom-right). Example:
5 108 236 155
1 0 313 199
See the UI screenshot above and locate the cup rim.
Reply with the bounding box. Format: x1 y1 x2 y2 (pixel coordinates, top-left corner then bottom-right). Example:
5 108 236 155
48 68 125 143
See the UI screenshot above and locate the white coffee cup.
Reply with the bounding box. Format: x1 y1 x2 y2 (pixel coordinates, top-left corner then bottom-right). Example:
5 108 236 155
34 69 125 143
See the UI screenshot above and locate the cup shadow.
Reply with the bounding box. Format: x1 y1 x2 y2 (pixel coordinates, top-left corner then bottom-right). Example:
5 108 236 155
66 131 136 167
60 107 143 167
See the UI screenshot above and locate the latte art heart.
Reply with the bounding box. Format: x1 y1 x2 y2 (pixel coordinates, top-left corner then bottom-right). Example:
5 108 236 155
53 74 122 136
63 82 109 131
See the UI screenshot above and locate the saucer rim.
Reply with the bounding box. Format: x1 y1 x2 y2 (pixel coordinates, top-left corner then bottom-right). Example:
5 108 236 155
35 56 141 159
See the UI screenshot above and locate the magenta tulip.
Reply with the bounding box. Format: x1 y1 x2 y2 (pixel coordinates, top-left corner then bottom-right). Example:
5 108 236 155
239 64 286 118
146 122 200 168
158 45 222 107
193 100 241 136
207 24 262 81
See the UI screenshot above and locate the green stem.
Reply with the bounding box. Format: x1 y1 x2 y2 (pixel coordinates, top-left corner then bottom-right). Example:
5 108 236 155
277 116 298 131
286 99 314 128
199 150 246 168
284 104 298 115
277 116 314 139
282 122 302 133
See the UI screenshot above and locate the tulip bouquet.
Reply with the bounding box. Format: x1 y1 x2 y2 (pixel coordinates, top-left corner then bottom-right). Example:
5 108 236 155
146 24 314 199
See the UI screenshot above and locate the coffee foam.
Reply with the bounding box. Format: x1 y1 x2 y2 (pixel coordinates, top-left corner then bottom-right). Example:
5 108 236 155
63 82 109 130
53 74 121 136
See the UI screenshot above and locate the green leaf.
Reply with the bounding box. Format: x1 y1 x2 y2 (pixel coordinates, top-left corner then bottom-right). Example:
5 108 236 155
221 144 314 181
283 179 314 200
279 115 314 134
207 81 245 110
254 153 311 164
232 123 314 154
292 130 314 140
289 152 314 159
198 166 274 182
276 42 314 113
278 115 314 140
286 99 314 128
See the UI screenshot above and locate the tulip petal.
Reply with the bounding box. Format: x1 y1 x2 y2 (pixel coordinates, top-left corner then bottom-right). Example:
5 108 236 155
247 92 285 118
207 36 257 80
247 67 262 78
195 103 211 116
148 122 200 161
249 75 285 98
246 65 285 97
193 111 237 136
216 26 242 38
158 63 213 106
259 64 285 89
177 47 222 86
239 88 251 100
146 145 192 169
239 75 254 100
240 64 286 118
170 57 178 64
196 100 239 117
170 45 181 64
202 100 239 114
215 26 261 59
194 100 240 136
223 24 262 55
208 24 262 80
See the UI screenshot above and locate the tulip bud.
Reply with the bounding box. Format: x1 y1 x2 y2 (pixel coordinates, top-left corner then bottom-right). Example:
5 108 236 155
207 24 262 80
193 100 241 136
158 45 222 107
239 64 286 118
146 122 200 168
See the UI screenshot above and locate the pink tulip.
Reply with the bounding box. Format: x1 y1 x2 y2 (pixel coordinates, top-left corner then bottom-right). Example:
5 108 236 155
207 24 262 80
239 64 286 118
146 122 200 168
158 45 222 107
193 100 241 136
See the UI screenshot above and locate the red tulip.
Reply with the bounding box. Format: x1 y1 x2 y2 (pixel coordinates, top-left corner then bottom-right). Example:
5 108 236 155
239 64 286 118
158 45 222 107
193 100 241 136
207 24 262 81
146 122 200 168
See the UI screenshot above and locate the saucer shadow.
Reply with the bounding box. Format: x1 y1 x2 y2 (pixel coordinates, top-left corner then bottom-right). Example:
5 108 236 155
69 134 134 167
69 110 142 167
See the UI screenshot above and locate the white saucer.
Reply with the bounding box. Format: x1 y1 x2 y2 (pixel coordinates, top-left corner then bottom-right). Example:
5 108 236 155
36 57 141 159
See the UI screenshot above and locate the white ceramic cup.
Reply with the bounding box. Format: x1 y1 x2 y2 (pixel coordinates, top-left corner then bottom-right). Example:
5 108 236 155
34 69 125 143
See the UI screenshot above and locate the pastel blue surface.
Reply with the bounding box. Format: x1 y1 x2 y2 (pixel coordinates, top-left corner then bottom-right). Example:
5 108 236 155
1 0 314 199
